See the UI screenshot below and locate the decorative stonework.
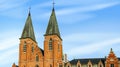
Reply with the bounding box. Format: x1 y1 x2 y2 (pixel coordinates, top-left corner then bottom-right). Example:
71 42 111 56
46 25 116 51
105 48 119 67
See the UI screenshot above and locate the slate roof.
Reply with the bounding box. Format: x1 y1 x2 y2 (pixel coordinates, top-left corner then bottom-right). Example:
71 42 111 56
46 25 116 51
69 58 105 65
39 47 44 56
21 11 36 42
45 8 62 40
68 58 120 65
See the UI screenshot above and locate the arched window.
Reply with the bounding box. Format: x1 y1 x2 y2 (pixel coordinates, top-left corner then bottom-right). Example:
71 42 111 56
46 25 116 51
35 65 39 67
100 64 102 67
23 42 27 52
50 64 52 67
78 65 80 67
59 64 62 67
89 65 91 67
36 54 39 62
49 38 52 50
111 64 114 67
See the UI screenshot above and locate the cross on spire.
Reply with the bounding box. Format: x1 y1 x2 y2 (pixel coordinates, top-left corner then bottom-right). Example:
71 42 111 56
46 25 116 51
21 8 36 42
29 7 31 11
28 7 31 16
52 0 55 8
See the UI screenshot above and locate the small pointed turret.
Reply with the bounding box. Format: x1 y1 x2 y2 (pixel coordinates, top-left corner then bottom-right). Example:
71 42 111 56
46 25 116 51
45 8 61 39
21 11 36 42
110 48 113 53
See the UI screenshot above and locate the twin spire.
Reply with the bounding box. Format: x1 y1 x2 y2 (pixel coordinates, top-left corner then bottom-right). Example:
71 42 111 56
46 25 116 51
21 11 36 42
45 0 61 39
44 8 61 39
21 7 61 42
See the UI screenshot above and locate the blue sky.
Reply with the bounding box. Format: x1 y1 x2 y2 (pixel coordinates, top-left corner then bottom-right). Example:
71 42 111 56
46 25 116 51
0 0 120 67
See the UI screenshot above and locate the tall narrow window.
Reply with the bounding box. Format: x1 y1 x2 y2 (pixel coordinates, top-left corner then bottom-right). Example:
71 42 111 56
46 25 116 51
49 38 52 50
31 45 34 53
111 64 114 67
36 54 39 62
58 43 60 51
50 64 52 67
78 65 80 67
59 64 62 67
23 42 27 52
89 65 91 67
35 65 39 67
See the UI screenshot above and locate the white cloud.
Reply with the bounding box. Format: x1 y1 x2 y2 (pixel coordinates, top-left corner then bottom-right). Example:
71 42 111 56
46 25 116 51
0 31 19 66
0 31 19 51
0 0 119 67
63 33 120 59
63 33 120 43
0 0 28 11
0 37 19 51
0 48 18 61
67 38 120 56
33 1 51 8
0 48 18 66
57 13 94 24
32 1 120 24
0 0 30 19
56 2 120 16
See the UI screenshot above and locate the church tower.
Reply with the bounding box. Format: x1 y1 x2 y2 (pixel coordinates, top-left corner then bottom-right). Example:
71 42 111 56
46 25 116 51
44 8 63 67
105 48 119 67
18 11 44 67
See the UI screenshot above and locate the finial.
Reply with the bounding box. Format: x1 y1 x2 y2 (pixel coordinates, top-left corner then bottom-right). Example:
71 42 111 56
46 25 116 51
13 63 15 65
28 7 31 16
105 56 107 58
52 0 55 8
110 48 113 53
29 7 31 11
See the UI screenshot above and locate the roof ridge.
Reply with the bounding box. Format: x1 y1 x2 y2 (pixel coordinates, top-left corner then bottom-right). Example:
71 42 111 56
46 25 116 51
72 58 105 60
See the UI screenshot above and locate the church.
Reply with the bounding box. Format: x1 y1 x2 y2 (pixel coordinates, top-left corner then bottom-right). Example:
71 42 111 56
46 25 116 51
12 6 120 67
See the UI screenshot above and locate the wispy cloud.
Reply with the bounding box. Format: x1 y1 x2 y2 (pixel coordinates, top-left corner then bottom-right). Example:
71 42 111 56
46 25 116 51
58 13 94 24
0 31 19 66
0 37 19 51
0 0 30 19
56 2 120 16
63 33 120 59
0 48 18 65
0 0 120 67
63 33 120 43
32 1 120 24
67 38 120 56
0 0 28 11
0 31 19 51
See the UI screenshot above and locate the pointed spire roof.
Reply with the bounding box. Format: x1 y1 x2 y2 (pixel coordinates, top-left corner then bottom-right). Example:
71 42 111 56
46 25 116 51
45 8 62 40
21 11 36 42
110 48 113 53
108 48 116 58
